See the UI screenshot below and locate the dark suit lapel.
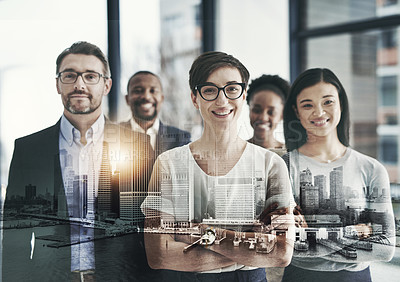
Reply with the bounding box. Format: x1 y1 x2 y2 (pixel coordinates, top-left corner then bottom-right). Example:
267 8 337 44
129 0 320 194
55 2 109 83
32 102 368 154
51 119 66 214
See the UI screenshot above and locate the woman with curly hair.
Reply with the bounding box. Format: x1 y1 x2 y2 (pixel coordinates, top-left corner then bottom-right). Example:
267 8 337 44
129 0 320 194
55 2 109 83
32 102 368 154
247 74 290 154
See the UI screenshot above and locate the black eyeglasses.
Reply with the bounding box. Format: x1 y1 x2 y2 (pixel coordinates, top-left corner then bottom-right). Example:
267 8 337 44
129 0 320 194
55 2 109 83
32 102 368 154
195 83 245 101
57 71 109 84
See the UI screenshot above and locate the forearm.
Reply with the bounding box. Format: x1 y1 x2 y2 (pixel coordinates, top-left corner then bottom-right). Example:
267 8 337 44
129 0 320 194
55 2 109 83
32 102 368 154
144 231 235 271
197 214 295 267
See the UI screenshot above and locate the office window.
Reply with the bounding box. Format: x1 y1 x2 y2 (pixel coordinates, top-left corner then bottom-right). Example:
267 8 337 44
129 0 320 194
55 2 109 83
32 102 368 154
380 136 398 163
378 29 398 66
379 76 397 106
0 0 107 186
119 0 161 122
379 29 397 48
305 0 377 29
291 0 400 182
159 0 202 137
305 31 378 158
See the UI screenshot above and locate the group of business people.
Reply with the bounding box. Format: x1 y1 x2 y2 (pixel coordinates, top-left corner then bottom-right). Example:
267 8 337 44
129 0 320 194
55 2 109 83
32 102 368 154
1 41 396 282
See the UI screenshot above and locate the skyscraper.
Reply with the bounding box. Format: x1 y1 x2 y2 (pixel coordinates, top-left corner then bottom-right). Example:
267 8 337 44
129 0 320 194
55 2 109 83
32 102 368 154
302 183 319 211
315 174 327 206
72 175 88 218
300 167 312 183
118 133 153 224
214 177 255 220
111 170 120 217
300 168 313 209
330 166 344 210
98 142 112 216
25 184 36 200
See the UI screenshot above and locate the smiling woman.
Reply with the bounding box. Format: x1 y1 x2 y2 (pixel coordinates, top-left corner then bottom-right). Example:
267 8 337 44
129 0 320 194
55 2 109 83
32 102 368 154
295 82 342 144
141 51 295 281
247 74 290 153
282 68 395 282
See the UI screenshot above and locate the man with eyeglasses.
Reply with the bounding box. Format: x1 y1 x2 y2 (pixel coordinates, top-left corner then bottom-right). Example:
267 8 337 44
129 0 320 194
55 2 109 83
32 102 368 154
122 71 191 159
2 41 158 281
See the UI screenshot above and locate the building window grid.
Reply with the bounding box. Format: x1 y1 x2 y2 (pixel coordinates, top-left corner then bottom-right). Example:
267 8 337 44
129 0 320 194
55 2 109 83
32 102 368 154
379 28 397 48
379 135 399 164
379 75 397 107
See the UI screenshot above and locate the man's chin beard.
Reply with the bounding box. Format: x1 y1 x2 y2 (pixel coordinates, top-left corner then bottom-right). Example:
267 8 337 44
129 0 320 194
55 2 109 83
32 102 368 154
66 102 99 115
133 112 157 122
67 107 94 114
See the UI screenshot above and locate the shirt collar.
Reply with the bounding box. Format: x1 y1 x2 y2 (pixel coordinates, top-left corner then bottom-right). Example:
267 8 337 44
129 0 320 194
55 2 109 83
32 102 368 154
130 117 160 135
60 114 105 146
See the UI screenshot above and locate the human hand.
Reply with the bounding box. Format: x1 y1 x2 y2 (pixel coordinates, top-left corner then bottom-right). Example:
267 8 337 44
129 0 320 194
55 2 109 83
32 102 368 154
293 205 307 228
259 202 289 225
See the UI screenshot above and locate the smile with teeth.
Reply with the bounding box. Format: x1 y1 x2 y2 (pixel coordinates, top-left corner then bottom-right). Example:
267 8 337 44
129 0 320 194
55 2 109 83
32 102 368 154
139 103 154 110
254 121 271 130
212 109 233 117
311 119 329 126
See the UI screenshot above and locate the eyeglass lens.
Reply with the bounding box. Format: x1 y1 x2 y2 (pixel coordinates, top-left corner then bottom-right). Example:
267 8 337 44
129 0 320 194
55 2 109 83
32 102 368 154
60 72 100 84
200 84 243 100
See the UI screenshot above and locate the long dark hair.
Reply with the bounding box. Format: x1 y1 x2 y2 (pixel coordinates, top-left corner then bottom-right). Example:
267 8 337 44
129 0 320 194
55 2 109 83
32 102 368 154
283 68 350 151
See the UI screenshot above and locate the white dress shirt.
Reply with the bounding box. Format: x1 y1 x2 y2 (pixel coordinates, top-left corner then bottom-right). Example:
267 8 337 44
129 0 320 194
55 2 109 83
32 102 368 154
130 117 159 150
59 114 105 272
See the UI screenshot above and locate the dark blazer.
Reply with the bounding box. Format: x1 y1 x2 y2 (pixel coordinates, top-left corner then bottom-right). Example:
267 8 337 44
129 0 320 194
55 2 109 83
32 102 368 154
2 118 159 281
120 120 191 159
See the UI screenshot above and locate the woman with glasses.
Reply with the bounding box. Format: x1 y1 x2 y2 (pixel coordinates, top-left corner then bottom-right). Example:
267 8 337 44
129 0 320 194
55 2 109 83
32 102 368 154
142 51 295 281
282 68 395 282
247 74 290 155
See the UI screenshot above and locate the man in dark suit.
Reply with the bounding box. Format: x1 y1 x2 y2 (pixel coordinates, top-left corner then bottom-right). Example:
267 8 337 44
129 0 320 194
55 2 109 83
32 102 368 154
2 42 158 281
122 71 191 158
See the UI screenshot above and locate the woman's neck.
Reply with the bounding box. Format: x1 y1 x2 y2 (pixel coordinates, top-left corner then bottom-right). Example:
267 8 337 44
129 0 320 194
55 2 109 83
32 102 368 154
299 134 347 163
190 126 247 176
195 134 244 157
201 124 240 150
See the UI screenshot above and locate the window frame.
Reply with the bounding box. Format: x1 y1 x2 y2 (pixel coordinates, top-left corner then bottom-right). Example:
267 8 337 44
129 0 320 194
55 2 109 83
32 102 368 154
289 0 400 82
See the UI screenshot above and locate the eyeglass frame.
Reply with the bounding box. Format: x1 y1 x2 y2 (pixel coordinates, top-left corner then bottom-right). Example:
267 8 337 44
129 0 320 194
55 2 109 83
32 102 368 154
56 71 109 85
195 82 246 101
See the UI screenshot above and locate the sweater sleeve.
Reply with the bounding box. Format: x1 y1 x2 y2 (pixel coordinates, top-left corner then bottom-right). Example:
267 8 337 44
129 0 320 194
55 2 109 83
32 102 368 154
266 152 296 211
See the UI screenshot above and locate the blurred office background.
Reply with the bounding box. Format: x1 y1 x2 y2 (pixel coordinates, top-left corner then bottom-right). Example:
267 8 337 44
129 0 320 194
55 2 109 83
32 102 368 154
0 0 399 280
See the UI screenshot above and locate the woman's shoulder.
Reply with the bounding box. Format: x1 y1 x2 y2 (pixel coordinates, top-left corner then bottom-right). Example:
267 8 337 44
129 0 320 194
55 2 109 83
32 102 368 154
344 148 388 176
269 147 287 157
247 142 268 152
247 143 288 169
246 142 279 158
347 147 383 166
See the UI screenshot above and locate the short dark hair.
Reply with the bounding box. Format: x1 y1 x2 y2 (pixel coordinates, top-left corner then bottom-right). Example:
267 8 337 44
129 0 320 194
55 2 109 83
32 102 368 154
283 68 350 151
189 51 250 95
246 74 290 105
56 41 111 77
126 71 162 93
